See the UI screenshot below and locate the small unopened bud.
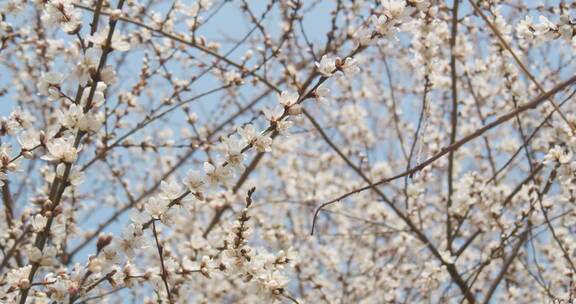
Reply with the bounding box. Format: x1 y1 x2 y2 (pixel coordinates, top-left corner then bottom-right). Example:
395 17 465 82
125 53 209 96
110 9 123 22
97 234 113 254
108 273 118 287
68 284 79 297
67 23 82 35
187 112 198 124
200 267 211 279
19 279 30 290
123 265 133 276
39 131 46 144
288 105 303 115
88 256 103 273
243 49 253 61
334 57 343 69
242 273 253 282
52 206 63 216
43 199 54 211
23 150 33 159
143 271 152 280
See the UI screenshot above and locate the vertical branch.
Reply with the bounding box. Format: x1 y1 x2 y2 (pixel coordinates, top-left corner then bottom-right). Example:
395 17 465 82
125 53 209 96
152 221 173 304
1 178 14 228
447 0 460 253
404 77 430 210
18 0 126 302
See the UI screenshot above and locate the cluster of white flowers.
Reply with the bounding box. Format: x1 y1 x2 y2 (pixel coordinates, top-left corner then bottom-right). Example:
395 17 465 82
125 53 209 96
41 137 78 163
4 0 576 303
137 88 310 225
237 123 273 152
543 122 576 202
210 201 298 302
0 143 22 186
315 55 360 78
41 0 83 34
191 1 213 17
37 72 66 101
57 104 104 133
354 0 426 46
88 27 131 52
403 6 448 81
122 186 299 303
516 14 576 49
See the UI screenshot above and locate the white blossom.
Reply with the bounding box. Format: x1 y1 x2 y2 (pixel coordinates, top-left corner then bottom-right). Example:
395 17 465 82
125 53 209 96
224 137 246 171
381 0 413 22
159 180 184 200
314 84 330 104
263 105 284 122
237 124 258 143
341 57 360 77
533 16 557 39
6 265 31 289
203 162 233 188
31 214 47 232
278 91 299 107
42 137 78 163
187 255 216 279
184 169 205 192
516 16 534 40
144 197 168 218
71 47 101 86
41 0 82 34
353 25 374 46
253 135 272 152
37 71 65 101
18 129 41 151
88 27 131 52
315 55 336 77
